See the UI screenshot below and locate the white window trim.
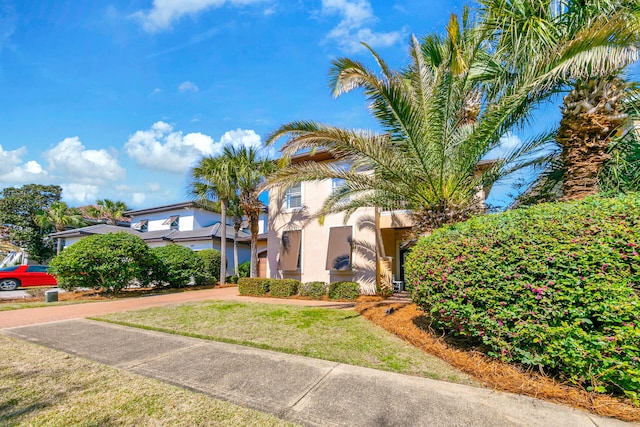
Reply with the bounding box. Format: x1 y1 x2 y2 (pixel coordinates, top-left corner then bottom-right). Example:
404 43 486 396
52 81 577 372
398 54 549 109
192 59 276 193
284 182 303 211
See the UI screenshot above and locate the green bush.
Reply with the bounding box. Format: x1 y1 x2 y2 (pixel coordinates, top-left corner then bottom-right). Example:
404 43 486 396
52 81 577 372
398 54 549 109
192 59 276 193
151 244 207 288
238 260 251 278
269 279 300 297
49 232 156 293
227 275 239 284
406 194 640 399
238 278 269 296
328 281 360 300
196 249 221 284
300 281 329 299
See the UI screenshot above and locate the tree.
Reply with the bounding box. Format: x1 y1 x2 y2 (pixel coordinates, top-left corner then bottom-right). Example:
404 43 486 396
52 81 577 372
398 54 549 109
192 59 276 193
223 145 274 278
189 155 236 284
151 244 207 288
0 184 62 262
34 201 86 254
266 13 544 234
227 197 245 277
86 199 129 225
49 232 155 293
478 0 640 200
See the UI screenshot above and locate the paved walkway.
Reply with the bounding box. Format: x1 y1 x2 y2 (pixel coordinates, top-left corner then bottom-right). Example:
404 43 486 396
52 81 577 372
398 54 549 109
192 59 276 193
0 288 635 426
0 287 352 328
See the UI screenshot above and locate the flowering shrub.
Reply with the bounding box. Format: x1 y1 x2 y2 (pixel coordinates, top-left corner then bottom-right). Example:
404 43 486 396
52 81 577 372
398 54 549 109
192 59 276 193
406 194 640 400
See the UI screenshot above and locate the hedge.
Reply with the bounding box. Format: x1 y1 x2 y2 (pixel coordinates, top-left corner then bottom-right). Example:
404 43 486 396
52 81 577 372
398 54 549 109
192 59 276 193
300 281 329 299
196 249 221 284
238 278 270 296
49 232 156 293
328 281 360 300
406 194 640 399
269 279 300 297
152 244 207 288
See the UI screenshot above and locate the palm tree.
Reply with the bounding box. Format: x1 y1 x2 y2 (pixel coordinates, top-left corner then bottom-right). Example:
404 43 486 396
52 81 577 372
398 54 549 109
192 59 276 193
266 12 547 234
190 155 236 285
223 145 274 278
227 197 245 277
479 0 640 200
34 201 86 254
86 199 129 225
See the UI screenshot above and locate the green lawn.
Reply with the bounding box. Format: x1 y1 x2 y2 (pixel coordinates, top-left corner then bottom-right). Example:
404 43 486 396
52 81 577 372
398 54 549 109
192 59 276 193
0 334 296 427
96 300 476 385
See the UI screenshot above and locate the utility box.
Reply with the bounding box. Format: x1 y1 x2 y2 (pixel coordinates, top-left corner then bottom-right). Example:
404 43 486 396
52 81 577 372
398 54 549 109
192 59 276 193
45 289 58 303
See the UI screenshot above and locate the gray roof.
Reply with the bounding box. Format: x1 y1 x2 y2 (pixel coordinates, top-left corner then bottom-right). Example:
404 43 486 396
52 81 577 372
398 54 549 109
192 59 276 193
49 222 250 244
123 201 208 217
49 224 137 238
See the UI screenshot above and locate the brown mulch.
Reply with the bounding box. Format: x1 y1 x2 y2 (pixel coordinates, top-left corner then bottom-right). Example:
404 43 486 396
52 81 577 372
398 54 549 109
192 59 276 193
356 301 640 423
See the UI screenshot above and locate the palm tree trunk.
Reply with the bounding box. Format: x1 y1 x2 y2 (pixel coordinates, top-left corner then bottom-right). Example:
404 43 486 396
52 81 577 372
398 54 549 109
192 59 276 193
219 199 227 285
249 212 259 278
558 77 627 201
233 228 239 276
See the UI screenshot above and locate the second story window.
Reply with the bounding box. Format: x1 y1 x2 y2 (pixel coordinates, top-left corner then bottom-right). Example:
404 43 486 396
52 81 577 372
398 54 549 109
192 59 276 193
284 183 302 210
132 219 148 232
163 215 180 230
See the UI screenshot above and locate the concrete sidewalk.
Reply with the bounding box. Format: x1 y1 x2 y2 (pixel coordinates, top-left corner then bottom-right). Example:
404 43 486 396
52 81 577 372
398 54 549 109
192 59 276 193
2 319 633 427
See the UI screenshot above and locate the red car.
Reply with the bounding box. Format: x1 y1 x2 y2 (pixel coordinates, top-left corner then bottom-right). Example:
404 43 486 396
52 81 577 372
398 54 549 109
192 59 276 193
0 265 57 291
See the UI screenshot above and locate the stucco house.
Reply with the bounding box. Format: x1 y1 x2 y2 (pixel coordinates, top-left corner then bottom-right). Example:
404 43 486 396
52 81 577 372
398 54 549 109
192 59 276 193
266 151 496 294
50 201 265 267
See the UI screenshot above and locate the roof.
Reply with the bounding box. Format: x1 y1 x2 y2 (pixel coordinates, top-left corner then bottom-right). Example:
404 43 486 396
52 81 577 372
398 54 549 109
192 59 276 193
123 201 215 217
48 222 250 244
237 232 268 242
76 205 131 225
288 149 335 164
49 224 138 238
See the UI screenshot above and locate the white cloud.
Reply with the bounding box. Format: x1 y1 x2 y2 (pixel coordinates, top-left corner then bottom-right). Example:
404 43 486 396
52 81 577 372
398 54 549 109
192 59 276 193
125 122 268 173
0 145 49 183
131 0 269 33
178 81 199 93
321 0 404 53
484 132 523 160
149 88 162 97
60 183 99 204
43 137 125 184
132 192 146 205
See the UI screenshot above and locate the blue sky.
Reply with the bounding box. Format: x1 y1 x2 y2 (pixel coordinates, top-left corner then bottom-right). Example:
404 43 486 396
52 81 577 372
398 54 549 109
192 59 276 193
1 1 633 210
0 0 471 209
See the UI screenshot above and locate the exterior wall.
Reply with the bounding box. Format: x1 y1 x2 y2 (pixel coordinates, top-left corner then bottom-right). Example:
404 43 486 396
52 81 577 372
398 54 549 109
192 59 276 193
268 179 377 294
129 208 224 232
181 239 251 267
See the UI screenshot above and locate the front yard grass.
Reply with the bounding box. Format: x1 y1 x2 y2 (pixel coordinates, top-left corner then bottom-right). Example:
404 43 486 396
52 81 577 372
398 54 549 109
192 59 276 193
0 334 295 427
95 300 476 385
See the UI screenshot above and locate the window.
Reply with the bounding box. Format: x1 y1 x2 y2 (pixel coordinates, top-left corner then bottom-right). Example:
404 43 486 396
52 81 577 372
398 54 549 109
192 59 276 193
280 230 302 271
326 226 352 271
331 178 349 201
26 266 49 273
163 215 179 230
284 183 302 210
132 219 148 232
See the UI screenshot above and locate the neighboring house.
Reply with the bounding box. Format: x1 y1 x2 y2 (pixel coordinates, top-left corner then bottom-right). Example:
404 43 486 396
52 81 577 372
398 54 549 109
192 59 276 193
267 151 496 294
50 201 259 267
